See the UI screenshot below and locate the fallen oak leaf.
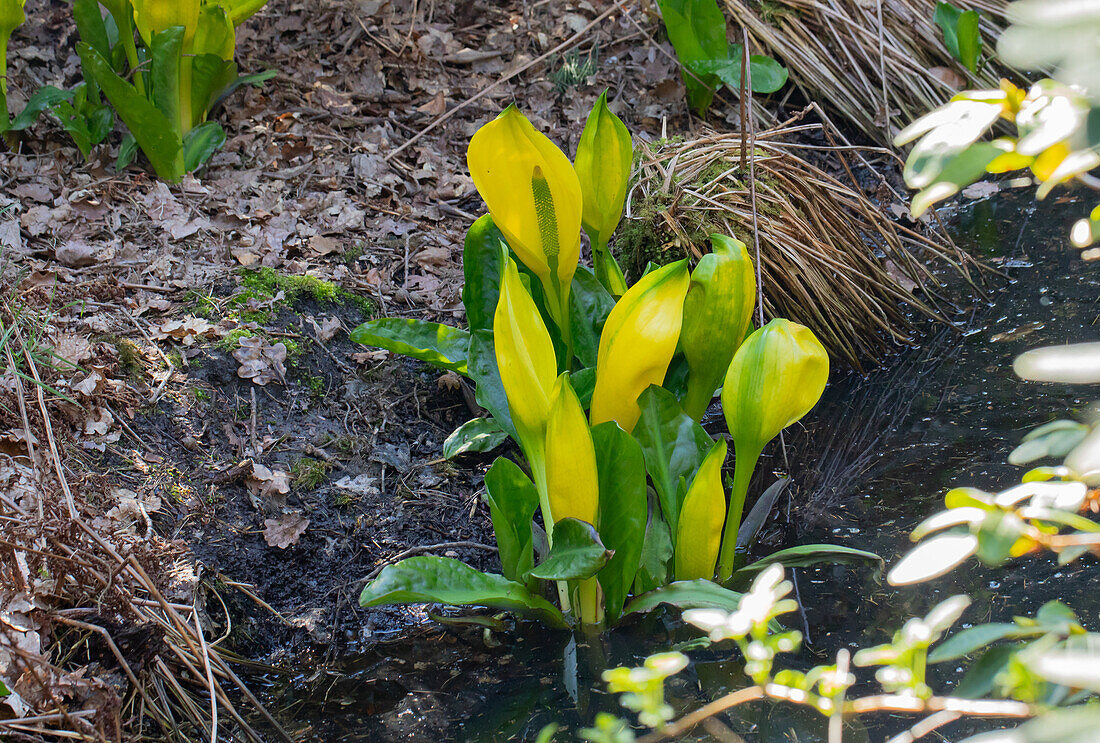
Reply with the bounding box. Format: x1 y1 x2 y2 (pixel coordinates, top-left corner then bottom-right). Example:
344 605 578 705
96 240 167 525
263 511 309 549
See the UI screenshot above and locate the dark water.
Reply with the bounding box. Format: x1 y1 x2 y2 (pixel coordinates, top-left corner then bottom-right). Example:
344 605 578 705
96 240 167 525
267 191 1100 742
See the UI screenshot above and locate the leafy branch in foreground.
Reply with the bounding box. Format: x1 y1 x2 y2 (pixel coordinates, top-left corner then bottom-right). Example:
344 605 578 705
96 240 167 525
554 338 1100 742
354 97 879 631
897 0 1100 255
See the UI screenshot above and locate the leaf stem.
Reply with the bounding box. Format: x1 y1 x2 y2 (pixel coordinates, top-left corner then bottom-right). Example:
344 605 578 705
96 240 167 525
717 442 762 582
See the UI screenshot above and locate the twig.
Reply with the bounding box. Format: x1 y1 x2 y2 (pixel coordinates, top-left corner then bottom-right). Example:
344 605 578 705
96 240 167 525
385 2 623 162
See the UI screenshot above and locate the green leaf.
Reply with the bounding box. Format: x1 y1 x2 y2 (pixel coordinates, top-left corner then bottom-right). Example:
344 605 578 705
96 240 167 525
484 457 538 583
634 507 674 594
443 417 508 459
48 100 94 157
1010 420 1090 465
570 366 596 409
657 0 727 60
592 421 648 622
934 2 964 62
734 544 884 579
530 518 612 581
8 86 75 131
633 385 713 534
934 3 982 73
690 49 789 94
656 0 727 115
956 10 982 73
569 265 615 368
349 318 470 375
359 555 567 628
953 644 1019 698
462 214 507 334
182 120 226 172
468 328 516 440
911 141 1003 216
73 0 112 61
974 509 1027 566
191 54 237 123
117 132 138 172
930 623 1033 663
623 579 744 616
149 26 184 137
77 42 185 181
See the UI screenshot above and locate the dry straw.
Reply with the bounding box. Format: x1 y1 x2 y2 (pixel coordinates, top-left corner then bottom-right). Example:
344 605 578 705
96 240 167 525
621 117 982 369
0 302 292 743
725 0 1014 145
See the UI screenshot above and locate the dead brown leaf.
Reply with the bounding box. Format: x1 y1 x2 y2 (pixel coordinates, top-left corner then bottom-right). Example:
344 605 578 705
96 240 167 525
262 511 309 549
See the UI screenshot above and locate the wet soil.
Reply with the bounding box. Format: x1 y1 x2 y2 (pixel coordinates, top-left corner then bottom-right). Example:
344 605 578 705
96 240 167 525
253 190 1099 742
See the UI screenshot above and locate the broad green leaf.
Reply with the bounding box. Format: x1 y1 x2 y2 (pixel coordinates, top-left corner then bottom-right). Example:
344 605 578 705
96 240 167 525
467 329 516 440
933 2 964 60
633 385 713 534
930 623 1033 662
443 417 508 459
901 101 1001 187
484 457 538 583
733 544 883 580
634 506 674 594
655 0 726 114
623 579 744 616
182 120 226 171
569 366 596 409
77 42 184 181
8 86 75 131
149 26 184 138
349 318 470 375
359 555 567 629
117 133 138 172
1034 599 1079 630
73 0 112 60
934 3 982 73
191 54 237 122
462 214 507 334
911 141 1003 216
955 9 982 73
48 100 95 157
569 265 614 368
954 644 1019 698
690 51 789 95
592 421 647 622
1010 420 1090 466
530 518 611 581
657 0 726 58
974 509 1028 565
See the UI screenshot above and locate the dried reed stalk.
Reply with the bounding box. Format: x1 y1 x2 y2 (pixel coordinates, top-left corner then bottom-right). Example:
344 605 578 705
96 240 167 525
623 120 981 368
0 303 291 743
724 0 1015 145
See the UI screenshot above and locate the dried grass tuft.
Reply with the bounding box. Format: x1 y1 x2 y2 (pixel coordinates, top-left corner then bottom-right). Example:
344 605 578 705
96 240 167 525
620 118 982 368
0 301 291 743
725 0 1015 145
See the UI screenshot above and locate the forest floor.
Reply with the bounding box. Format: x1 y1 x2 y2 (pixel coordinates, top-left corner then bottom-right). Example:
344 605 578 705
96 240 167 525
0 0 981 736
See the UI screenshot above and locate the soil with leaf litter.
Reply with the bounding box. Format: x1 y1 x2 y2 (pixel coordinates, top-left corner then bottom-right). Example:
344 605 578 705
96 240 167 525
0 0 978 737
